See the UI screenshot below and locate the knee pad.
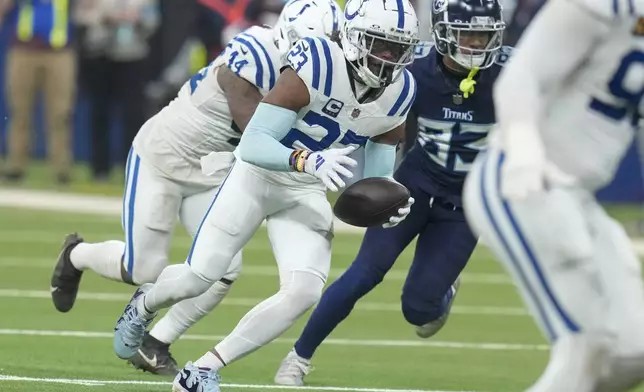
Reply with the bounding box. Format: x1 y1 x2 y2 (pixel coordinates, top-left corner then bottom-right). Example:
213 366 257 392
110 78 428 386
161 263 213 301
281 270 326 314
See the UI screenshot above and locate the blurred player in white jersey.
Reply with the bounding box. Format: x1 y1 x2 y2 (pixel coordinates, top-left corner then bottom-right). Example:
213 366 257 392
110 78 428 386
112 0 419 390
463 0 644 390
50 0 341 376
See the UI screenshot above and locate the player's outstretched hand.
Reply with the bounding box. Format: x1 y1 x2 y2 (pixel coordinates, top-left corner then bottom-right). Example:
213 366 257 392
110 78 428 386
501 155 545 200
305 146 358 192
501 148 575 201
382 196 414 228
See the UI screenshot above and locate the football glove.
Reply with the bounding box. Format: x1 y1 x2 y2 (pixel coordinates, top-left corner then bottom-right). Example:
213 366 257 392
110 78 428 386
382 196 415 228
291 146 358 192
501 125 575 201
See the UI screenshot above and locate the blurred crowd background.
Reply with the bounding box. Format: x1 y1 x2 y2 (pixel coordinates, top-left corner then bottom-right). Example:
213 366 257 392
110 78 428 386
0 0 641 203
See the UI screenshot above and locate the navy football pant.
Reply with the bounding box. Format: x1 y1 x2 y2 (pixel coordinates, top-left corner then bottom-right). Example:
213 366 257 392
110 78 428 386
293 171 478 360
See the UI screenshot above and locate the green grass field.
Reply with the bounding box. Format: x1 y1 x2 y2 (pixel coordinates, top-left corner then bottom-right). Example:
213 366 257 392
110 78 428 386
0 173 643 391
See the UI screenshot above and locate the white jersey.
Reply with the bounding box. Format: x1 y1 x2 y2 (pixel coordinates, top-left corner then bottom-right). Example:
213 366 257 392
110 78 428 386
242 35 416 187
133 26 281 186
492 0 644 191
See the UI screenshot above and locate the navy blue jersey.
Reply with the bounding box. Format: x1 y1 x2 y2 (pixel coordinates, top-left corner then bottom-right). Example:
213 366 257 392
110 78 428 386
404 45 510 206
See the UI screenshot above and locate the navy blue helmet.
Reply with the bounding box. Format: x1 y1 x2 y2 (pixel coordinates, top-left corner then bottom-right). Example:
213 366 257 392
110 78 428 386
430 0 505 69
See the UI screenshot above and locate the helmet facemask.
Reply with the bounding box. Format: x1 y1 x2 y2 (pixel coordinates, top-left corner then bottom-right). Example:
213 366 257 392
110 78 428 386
433 17 504 69
345 28 418 88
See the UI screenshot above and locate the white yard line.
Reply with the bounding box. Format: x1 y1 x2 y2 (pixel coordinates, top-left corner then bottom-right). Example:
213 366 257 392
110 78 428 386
0 255 512 285
0 328 548 351
0 374 476 392
0 190 549 392
0 189 367 233
0 289 527 316
2 189 644 255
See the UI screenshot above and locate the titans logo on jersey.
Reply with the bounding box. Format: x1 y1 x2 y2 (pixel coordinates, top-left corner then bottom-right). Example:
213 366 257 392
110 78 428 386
405 45 510 205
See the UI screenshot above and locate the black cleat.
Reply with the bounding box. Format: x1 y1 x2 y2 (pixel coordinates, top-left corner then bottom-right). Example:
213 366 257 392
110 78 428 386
129 332 180 376
51 233 84 312
3 170 24 183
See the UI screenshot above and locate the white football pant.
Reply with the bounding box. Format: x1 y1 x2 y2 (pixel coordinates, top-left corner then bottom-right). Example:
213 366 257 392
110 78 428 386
143 158 333 365
463 149 644 392
179 158 333 284
71 147 241 344
121 148 241 284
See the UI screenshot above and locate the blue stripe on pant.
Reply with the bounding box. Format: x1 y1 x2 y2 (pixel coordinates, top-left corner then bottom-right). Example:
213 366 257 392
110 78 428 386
479 151 580 341
122 148 133 229
187 162 236 265
123 149 141 277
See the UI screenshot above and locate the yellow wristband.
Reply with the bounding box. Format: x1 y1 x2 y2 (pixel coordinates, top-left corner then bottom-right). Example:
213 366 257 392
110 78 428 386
289 150 310 172
296 151 309 172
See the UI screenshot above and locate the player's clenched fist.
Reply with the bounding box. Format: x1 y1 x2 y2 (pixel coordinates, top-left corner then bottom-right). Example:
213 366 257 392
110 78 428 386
290 146 358 192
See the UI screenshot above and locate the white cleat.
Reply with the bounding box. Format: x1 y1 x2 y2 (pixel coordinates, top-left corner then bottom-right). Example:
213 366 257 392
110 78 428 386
274 349 313 386
416 277 460 339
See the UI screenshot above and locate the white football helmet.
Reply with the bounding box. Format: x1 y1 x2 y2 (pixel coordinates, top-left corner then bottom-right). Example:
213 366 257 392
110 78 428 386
341 0 420 88
273 0 343 62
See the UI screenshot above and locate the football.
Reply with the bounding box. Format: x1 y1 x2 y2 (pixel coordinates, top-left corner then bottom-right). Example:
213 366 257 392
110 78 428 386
333 177 410 228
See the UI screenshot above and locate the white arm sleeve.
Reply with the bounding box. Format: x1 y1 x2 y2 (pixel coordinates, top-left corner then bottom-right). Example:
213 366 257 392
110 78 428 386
493 0 612 149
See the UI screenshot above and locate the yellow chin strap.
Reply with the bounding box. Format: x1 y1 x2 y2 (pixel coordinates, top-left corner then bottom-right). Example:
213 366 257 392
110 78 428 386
459 66 480 99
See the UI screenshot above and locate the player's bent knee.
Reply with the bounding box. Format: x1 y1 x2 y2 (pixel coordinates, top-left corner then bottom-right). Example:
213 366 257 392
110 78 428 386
400 281 449 326
221 268 240 282
164 264 213 300
189 248 238 285
401 299 443 326
283 271 326 313
221 252 243 282
130 256 168 285
347 260 388 289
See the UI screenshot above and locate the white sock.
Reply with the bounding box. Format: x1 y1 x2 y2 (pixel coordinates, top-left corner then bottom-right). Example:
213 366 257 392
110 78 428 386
70 241 125 281
194 351 226 371
137 293 156 320
150 280 232 344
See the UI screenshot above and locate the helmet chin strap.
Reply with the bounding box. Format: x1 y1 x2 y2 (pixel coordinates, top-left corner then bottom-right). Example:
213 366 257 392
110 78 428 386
347 61 369 91
357 66 382 88
347 60 376 88
347 61 385 104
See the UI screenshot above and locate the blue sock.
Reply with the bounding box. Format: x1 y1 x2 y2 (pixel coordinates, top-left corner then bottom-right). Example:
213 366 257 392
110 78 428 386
294 261 383 359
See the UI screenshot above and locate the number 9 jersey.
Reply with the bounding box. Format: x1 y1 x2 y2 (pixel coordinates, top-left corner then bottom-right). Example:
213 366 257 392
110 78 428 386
490 0 644 191
262 35 417 186
132 26 281 186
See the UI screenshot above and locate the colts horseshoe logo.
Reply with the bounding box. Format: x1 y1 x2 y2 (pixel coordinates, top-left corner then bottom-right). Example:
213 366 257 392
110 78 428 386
345 0 368 21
